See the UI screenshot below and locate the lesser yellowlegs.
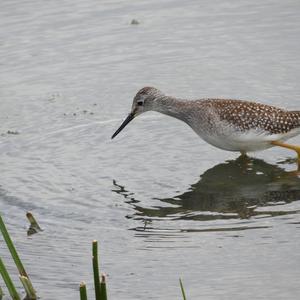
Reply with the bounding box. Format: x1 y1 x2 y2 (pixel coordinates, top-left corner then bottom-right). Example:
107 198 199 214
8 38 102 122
111 87 300 165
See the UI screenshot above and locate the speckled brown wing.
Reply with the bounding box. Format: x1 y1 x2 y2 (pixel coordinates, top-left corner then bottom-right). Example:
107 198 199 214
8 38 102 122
206 99 300 135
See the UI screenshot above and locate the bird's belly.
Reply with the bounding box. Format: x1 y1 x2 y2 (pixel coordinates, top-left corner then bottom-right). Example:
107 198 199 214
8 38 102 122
199 132 272 152
194 126 300 152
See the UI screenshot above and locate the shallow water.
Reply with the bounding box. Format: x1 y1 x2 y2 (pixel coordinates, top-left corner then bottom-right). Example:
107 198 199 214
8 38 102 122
0 0 300 299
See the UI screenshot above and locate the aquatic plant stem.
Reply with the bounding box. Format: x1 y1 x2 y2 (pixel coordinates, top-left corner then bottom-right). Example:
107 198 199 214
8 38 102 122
100 274 107 300
92 240 101 300
0 258 20 300
79 282 88 300
0 214 36 299
19 276 36 300
179 278 187 300
0 215 28 277
0 284 3 299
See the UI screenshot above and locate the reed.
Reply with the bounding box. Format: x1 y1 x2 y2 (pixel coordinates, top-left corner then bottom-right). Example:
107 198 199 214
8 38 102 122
92 240 101 300
0 257 20 300
1 214 189 300
179 278 187 300
0 215 28 278
80 282 88 300
99 274 107 300
19 275 36 299
0 214 37 300
79 240 108 300
79 240 190 300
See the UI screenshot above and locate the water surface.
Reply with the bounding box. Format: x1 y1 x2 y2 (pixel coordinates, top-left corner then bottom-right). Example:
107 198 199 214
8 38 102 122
0 0 300 299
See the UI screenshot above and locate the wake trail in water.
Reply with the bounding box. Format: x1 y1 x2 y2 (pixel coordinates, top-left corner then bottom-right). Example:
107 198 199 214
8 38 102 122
0 115 160 148
43 118 121 137
39 115 159 138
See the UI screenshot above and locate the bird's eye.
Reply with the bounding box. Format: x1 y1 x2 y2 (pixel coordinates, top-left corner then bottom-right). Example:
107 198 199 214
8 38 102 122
137 101 143 106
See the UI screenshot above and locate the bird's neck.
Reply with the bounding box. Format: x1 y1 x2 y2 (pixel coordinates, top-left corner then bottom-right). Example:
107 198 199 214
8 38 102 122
153 95 192 122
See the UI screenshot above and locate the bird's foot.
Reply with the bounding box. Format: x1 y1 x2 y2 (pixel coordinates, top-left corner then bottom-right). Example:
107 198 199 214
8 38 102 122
271 140 300 171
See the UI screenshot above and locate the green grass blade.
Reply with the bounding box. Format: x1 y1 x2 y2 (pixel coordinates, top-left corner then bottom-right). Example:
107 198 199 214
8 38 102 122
0 214 36 298
0 215 28 277
19 276 37 299
0 283 4 299
92 240 101 300
79 282 88 300
100 274 107 300
0 258 20 300
179 278 187 300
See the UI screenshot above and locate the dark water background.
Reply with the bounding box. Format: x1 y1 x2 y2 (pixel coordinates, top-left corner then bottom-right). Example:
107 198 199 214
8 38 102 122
1 0 300 299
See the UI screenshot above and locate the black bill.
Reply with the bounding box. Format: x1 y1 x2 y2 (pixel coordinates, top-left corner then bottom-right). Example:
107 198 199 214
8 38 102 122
111 112 135 139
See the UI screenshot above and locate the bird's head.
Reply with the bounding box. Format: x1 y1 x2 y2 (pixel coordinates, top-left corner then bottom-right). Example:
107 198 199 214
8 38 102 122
111 87 162 139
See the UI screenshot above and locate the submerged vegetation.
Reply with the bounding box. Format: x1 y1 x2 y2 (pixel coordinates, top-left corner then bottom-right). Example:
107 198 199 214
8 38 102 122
0 214 187 300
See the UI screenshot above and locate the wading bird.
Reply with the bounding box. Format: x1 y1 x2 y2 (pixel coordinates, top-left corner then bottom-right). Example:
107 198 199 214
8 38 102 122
112 87 300 166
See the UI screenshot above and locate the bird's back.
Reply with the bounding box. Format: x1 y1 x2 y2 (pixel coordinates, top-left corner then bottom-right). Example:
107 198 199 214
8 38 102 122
183 99 300 152
201 99 300 135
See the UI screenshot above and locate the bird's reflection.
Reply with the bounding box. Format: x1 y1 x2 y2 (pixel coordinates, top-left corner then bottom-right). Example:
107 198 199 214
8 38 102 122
112 157 300 222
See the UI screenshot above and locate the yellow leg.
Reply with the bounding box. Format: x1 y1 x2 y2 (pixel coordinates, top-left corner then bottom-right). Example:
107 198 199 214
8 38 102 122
271 141 300 167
